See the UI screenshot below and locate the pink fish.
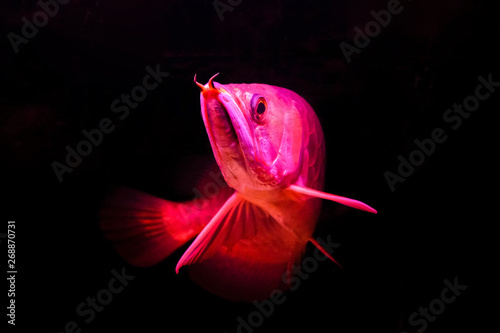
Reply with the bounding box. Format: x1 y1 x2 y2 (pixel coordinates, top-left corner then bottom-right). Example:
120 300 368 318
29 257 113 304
100 74 376 301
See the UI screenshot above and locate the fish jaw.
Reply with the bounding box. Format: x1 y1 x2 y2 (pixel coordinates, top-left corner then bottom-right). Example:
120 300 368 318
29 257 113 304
198 79 283 193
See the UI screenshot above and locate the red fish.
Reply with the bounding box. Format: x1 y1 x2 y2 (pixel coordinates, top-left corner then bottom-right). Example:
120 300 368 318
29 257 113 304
100 74 376 301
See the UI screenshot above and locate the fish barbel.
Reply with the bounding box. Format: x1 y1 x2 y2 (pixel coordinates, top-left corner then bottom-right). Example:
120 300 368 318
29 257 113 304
100 74 376 301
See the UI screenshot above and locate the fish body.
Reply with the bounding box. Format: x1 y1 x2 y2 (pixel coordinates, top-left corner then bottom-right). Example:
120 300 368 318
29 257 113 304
100 74 376 301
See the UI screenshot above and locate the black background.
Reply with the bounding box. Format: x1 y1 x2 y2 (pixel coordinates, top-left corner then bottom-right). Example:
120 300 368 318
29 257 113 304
1 0 498 332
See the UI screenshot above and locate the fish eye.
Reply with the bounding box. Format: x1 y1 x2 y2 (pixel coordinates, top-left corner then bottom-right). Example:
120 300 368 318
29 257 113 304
250 94 267 122
256 101 266 115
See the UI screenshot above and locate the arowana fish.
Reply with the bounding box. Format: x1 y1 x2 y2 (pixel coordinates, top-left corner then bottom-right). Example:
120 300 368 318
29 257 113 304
100 74 377 302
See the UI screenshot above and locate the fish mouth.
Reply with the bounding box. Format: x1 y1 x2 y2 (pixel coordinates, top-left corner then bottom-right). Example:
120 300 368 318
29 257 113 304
196 74 248 166
204 97 241 157
196 74 282 187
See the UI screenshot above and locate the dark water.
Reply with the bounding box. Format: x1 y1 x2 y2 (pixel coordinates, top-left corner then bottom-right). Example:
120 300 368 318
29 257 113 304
1 0 498 332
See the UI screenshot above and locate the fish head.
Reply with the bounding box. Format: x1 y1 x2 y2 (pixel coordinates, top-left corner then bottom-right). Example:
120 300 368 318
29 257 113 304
196 74 310 195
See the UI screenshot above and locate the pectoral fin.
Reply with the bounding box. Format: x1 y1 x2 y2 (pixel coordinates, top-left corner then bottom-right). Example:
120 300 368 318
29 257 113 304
175 191 300 274
175 192 242 273
288 184 377 214
175 191 302 301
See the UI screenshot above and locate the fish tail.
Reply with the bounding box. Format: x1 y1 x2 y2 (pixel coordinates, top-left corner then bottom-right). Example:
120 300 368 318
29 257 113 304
99 186 233 267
